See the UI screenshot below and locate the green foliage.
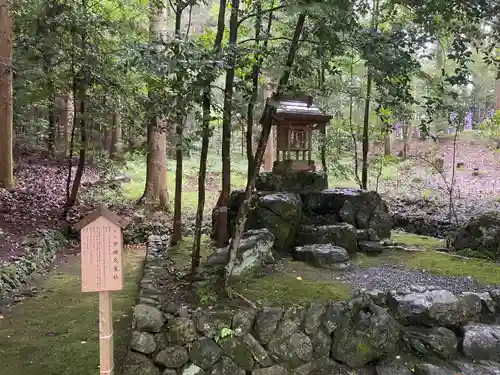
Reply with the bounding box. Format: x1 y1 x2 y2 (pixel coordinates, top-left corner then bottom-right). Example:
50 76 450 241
479 110 500 144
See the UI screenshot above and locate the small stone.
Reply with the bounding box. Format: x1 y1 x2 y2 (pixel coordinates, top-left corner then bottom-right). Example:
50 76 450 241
219 336 254 371
162 370 177 375
182 364 204 375
195 310 233 338
123 351 160 375
304 301 326 335
242 333 273 367
166 318 198 344
163 301 179 315
268 332 313 368
252 364 289 375
311 328 331 357
321 301 346 335
254 307 283 344
211 356 245 375
189 338 223 369
413 363 457 375
154 346 189 368
358 240 383 253
276 306 304 337
130 331 157 354
178 305 190 318
155 333 168 351
134 304 165 333
232 309 256 336
376 363 413 375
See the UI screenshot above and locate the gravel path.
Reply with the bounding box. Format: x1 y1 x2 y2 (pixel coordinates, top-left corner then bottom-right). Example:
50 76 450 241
341 265 498 294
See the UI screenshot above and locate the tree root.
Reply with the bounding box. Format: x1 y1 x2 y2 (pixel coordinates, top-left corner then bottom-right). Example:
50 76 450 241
226 286 258 309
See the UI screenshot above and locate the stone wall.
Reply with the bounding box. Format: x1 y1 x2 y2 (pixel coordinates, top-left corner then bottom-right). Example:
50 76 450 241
123 235 500 375
0 230 64 299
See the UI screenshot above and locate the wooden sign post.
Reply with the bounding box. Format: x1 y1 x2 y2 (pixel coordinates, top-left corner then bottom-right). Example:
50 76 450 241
75 206 127 375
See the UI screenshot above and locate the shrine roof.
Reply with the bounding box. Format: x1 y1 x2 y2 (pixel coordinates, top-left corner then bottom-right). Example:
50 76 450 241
262 94 332 125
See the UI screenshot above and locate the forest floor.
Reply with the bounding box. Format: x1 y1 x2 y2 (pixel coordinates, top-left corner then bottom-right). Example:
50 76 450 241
0 246 144 375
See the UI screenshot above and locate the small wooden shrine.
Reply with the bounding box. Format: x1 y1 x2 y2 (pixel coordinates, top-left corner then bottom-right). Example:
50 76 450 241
262 93 332 172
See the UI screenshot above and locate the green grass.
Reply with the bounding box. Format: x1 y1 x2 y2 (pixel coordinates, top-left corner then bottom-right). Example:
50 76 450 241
0 248 145 375
391 230 444 249
354 231 500 285
121 153 248 214
234 274 352 306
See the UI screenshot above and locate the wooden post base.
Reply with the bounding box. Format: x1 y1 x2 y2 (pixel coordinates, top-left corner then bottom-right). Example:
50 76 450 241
99 291 114 375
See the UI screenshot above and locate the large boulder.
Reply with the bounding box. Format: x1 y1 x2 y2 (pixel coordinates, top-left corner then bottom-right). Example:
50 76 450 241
294 244 349 268
256 170 328 193
296 224 358 255
330 297 402 368
455 212 500 259
461 324 500 361
250 193 303 252
206 229 276 277
401 326 458 359
213 191 303 253
302 188 392 239
387 289 481 328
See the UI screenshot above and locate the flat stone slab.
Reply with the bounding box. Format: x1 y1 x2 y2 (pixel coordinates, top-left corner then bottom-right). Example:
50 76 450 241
294 244 349 268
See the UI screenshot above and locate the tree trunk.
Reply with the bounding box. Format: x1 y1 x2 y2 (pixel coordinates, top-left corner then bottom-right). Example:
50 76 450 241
141 0 171 210
60 93 74 157
172 6 185 244
361 71 372 189
109 107 121 158
384 129 391 156
144 118 171 209
245 0 262 176
262 83 274 171
192 0 227 271
496 76 500 110
172 116 184 243
0 0 13 188
225 12 306 283
65 94 87 212
216 0 240 247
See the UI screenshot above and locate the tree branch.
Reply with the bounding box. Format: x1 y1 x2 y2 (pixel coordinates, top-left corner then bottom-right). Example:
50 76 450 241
238 36 317 45
237 4 285 27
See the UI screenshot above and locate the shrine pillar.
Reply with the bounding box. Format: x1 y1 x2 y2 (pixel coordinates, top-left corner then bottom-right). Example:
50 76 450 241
263 127 274 171
262 81 275 172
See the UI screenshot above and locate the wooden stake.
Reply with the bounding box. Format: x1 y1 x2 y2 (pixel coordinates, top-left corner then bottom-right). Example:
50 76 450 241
99 291 114 375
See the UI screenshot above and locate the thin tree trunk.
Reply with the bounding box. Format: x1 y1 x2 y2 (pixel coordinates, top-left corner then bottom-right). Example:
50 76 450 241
65 94 87 213
109 106 121 158
0 0 13 188
384 130 391 156
496 77 500 110
172 115 184 243
246 0 262 175
361 71 372 189
217 0 240 247
172 5 185 244
361 0 379 190
191 0 227 271
225 12 306 284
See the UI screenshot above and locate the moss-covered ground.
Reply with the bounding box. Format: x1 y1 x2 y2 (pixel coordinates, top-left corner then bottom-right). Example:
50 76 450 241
233 230 500 305
355 231 500 285
0 247 144 375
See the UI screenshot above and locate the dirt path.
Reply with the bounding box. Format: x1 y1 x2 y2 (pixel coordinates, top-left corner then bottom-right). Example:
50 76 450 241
0 247 144 375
